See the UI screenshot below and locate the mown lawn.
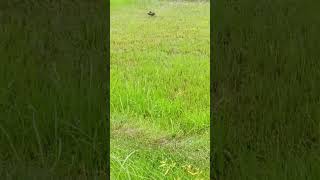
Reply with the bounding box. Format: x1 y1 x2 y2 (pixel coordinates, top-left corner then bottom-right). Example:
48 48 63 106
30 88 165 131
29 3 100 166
110 1 210 179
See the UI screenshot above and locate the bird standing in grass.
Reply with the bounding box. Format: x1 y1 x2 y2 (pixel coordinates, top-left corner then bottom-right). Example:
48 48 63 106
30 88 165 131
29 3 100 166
147 11 155 17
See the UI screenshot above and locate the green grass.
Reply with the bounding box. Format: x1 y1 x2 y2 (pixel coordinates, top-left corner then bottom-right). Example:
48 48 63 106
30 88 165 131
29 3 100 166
212 0 320 179
0 1 108 178
110 1 210 179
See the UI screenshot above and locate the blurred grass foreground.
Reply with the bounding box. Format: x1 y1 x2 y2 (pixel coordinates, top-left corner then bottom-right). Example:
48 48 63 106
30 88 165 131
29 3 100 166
0 1 108 178
212 0 320 179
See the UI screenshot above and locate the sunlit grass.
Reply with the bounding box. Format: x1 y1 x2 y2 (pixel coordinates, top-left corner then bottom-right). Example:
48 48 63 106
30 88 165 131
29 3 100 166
111 1 210 179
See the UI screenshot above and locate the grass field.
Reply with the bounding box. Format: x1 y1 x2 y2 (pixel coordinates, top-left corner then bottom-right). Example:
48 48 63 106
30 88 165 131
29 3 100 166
0 1 108 178
110 1 210 179
212 1 320 179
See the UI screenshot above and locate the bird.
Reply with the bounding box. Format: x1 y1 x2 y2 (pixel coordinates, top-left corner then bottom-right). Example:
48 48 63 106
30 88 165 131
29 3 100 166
147 11 155 16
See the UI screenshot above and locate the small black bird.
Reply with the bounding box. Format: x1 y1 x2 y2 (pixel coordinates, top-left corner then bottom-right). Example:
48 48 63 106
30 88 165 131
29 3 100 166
147 11 155 16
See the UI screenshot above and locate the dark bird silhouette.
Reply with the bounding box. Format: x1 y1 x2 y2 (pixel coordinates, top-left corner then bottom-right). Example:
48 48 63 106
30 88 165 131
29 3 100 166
147 11 155 16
